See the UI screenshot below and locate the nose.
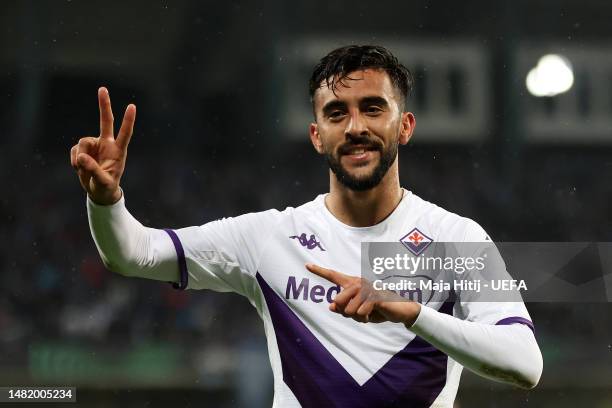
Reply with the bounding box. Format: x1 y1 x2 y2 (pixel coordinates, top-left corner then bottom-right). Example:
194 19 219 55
345 110 369 138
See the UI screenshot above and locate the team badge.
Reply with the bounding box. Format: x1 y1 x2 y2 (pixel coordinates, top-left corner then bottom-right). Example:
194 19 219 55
399 228 433 255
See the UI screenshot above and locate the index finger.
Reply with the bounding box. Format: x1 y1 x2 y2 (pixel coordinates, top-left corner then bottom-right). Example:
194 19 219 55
98 87 114 139
305 263 352 288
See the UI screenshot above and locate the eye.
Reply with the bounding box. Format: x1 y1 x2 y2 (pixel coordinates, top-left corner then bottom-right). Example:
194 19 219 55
328 111 346 121
366 105 383 115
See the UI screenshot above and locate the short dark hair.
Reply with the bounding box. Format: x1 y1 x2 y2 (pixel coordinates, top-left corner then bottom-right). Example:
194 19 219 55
309 45 414 111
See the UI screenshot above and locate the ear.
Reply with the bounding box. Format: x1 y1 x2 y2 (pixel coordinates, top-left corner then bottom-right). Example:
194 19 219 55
309 122 324 154
399 112 416 145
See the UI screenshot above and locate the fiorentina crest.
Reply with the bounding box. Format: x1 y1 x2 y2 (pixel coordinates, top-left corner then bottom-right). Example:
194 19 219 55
399 228 433 256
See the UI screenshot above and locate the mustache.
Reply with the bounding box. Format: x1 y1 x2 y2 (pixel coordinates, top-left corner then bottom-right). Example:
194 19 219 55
337 136 383 155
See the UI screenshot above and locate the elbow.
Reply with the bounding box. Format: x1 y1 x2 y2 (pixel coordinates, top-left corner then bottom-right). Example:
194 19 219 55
502 325 544 389
101 257 137 278
520 378 540 390
514 373 540 390
480 341 543 389
503 344 543 390
515 371 541 390
516 348 543 389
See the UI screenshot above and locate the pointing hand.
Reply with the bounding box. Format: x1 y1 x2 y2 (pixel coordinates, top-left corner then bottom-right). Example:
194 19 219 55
305 263 421 326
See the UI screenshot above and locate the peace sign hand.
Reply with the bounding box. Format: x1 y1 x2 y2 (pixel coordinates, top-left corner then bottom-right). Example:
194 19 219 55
305 263 421 326
70 87 136 205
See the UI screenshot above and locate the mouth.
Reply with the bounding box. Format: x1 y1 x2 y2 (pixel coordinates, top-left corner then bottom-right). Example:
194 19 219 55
341 145 380 162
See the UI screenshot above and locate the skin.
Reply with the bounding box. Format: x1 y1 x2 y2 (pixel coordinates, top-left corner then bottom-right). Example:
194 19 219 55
307 69 420 326
309 69 415 227
70 87 134 206
70 71 420 326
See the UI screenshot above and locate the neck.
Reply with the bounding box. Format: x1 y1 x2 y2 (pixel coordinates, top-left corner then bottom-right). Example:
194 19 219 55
325 160 403 227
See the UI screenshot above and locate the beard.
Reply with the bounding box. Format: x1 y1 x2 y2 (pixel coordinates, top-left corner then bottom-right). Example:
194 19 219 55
325 135 398 192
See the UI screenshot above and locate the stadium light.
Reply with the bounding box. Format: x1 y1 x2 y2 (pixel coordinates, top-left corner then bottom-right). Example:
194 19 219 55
526 54 574 97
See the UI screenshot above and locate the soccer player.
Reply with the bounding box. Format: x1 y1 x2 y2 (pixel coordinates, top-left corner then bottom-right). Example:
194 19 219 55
70 45 542 407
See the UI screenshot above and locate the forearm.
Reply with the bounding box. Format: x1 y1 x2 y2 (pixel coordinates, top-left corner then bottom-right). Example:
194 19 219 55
407 305 543 389
87 192 178 282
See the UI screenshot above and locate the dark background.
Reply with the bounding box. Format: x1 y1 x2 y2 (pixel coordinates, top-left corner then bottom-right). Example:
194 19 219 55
1 0 611 406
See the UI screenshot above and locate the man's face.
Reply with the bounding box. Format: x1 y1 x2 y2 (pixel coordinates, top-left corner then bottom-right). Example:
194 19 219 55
310 69 414 191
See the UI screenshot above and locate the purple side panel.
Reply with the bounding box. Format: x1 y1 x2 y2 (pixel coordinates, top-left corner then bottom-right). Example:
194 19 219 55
371 341 448 407
256 273 363 406
365 301 453 407
495 316 535 334
163 229 188 290
256 273 449 408
279 340 338 407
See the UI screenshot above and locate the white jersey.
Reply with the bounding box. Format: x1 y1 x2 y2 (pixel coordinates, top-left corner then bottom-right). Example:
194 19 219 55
151 189 534 407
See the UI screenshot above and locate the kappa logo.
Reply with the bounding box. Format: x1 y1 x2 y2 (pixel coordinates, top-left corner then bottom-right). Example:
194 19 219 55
290 233 326 251
399 227 433 255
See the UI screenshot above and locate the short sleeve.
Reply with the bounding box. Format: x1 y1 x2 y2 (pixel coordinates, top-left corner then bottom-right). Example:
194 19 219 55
168 209 280 296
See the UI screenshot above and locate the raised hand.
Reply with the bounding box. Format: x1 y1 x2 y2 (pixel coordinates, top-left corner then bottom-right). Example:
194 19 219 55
305 263 421 326
70 87 136 205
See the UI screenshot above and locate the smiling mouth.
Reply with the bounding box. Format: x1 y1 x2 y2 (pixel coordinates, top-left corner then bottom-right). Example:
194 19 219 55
341 145 379 156
340 146 380 164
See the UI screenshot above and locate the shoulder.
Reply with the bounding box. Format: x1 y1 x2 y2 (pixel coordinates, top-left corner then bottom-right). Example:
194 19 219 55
265 193 325 223
214 194 323 232
408 192 490 242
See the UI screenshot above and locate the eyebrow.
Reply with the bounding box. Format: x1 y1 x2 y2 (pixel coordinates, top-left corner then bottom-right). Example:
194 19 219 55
359 96 390 108
320 96 390 117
